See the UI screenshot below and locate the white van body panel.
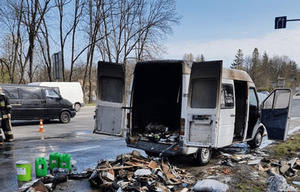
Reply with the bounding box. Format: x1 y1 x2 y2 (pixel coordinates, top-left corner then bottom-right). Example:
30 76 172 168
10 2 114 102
217 78 235 147
29 82 84 111
94 61 126 136
185 61 222 148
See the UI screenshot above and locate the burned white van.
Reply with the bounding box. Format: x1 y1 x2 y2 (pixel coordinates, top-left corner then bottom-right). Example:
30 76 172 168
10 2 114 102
94 60 292 165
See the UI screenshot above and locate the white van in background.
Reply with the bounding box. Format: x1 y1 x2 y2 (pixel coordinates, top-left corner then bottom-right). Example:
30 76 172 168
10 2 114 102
28 82 85 112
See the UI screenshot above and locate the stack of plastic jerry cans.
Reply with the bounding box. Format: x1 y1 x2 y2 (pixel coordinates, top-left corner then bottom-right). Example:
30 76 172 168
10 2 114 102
49 152 72 172
35 152 72 178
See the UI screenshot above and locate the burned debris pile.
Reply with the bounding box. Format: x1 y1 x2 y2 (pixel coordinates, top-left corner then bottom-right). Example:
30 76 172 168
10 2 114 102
20 150 197 192
88 150 196 191
131 123 180 144
218 150 299 191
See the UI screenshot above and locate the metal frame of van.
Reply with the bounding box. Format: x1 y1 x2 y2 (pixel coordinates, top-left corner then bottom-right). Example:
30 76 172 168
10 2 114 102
94 60 292 165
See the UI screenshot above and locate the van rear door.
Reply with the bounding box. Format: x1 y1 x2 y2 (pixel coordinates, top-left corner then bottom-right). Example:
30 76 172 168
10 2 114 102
185 61 222 147
261 88 292 141
93 61 125 136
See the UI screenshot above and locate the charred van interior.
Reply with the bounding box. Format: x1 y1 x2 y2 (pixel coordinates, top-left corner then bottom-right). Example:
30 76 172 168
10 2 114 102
233 80 248 141
131 61 183 141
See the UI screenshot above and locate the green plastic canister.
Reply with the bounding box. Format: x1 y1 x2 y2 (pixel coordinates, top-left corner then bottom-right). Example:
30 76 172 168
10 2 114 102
49 152 60 170
35 157 47 177
16 160 31 181
59 153 71 172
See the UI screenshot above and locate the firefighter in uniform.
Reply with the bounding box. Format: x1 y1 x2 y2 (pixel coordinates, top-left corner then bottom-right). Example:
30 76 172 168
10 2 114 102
0 86 14 142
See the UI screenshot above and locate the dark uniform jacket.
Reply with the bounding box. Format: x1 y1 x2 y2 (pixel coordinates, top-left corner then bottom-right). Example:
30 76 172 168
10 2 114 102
0 93 12 118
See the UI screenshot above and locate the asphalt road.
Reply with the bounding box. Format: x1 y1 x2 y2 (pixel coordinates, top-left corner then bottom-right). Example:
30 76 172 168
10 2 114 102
1 99 300 192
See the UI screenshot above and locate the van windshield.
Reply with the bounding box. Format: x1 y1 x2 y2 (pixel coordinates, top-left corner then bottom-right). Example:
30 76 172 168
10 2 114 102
191 78 217 108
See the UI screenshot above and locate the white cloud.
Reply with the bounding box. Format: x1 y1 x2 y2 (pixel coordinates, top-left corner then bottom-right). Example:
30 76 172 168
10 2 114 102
164 27 300 68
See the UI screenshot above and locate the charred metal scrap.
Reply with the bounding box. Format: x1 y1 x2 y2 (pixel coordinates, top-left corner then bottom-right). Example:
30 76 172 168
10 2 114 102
19 150 196 192
88 150 196 191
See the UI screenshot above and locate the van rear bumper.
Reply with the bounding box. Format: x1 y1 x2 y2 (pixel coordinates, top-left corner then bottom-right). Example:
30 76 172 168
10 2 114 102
126 140 184 156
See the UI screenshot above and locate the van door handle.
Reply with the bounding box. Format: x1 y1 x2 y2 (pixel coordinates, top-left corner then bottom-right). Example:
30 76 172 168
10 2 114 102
41 101 46 103
230 114 235 117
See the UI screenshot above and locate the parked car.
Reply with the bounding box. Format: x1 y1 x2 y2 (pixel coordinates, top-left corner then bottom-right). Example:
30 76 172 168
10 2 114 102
0 84 76 123
28 82 85 112
94 60 292 165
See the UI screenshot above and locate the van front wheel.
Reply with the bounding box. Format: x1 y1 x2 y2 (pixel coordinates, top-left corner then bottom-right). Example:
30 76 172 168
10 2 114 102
195 148 212 165
74 103 81 112
60 111 71 123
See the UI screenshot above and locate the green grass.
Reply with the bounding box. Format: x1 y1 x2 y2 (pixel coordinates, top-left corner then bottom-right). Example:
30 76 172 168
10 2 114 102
274 134 300 159
85 102 96 106
235 179 265 192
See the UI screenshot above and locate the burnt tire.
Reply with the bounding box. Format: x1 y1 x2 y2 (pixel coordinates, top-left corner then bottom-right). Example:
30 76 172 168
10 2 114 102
195 148 212 166
60 111 71 123
248 130 263 149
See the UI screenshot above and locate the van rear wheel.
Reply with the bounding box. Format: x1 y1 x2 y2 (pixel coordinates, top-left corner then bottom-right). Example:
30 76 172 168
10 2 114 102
248 130 263 149
195 148 212 165
60 111 71 123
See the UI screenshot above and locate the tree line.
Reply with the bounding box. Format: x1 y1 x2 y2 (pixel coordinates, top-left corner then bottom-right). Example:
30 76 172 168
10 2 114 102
231 48 299 92
184 48 300 93
0 0 180 102
1 0 298 102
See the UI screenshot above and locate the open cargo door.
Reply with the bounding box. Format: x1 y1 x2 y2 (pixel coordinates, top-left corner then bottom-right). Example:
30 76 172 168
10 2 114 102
185 60 222 147
261 88 292 141
94 61 125 136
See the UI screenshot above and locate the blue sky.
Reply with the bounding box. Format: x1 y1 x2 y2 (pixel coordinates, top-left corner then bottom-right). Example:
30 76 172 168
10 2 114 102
163 0 300 67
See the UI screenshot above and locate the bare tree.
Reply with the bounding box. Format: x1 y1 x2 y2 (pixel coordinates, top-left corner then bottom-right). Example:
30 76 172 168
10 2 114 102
195 54 205 62
36 17 53 81
97 0 181 63
183 53 194 62
21 0 51 83
0 0 24 83
55 0 72 81
82 0 103 103
69 0 85 81
134 0 180 61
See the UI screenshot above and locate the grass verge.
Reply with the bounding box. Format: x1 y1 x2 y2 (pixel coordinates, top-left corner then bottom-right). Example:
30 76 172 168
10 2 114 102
274 133 300 159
